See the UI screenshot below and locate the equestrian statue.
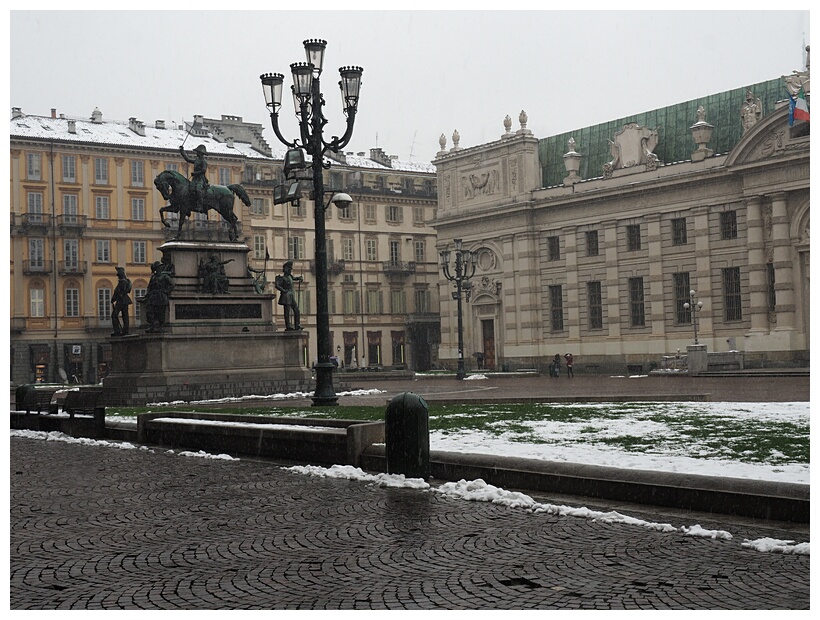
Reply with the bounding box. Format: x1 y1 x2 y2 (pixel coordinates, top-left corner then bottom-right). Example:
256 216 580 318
153 144 250 242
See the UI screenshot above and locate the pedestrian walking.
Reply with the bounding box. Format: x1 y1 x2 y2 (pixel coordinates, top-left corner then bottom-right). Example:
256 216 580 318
552 354 561 378
564 353 574 378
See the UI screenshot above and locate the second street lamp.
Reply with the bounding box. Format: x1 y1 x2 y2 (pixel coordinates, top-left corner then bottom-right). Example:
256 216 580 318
683 289 703 344
261 40 363 406
440 239 476 380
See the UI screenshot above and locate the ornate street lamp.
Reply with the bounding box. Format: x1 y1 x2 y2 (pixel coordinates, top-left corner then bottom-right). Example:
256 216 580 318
439 239 477 380
683 289 703 344
261 40 363 406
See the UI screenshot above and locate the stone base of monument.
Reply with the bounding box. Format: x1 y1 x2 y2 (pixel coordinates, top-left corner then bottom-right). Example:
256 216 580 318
101 239 313 406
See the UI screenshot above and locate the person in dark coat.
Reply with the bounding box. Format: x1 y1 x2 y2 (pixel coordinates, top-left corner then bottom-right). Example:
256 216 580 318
564 353 574 378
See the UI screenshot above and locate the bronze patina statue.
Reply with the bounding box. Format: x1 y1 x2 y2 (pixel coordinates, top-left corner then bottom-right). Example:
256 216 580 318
153 144 250 242
275 261 303 330
111 266 132 336
199 253 234 294
142 261 175 333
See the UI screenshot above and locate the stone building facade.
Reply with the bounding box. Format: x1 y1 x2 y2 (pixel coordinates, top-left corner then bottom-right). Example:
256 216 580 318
433 67 809 374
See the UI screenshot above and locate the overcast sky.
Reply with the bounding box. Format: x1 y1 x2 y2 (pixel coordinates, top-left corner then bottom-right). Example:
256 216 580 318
8 8 811 164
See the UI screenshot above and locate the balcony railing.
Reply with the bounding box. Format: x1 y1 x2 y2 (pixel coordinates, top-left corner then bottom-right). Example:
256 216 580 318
309 259 346 275
55 214 88 235
382 261 416 276
22 260 54 275
19 213 52 232
58 260 88 275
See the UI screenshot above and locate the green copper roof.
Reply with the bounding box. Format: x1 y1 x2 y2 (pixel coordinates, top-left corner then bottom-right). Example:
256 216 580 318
538 76 788 187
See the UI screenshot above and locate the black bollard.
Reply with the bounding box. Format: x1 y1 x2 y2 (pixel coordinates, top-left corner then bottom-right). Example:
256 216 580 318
384 391 430 479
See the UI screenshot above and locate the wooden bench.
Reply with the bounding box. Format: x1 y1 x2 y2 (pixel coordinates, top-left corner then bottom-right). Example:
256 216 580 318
60 388 106 432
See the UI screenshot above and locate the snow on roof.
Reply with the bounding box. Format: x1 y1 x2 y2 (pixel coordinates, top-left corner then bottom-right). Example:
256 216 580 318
9 112 279 161
9 110 437 174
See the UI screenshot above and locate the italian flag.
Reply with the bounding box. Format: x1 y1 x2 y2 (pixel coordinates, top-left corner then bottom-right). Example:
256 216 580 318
789 86 810 126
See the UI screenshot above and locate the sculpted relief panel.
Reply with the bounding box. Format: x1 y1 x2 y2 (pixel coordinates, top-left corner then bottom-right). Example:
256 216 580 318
461 167 501 201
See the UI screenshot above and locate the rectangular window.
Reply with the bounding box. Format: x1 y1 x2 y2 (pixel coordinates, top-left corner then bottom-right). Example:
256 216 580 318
343 289 360 315
131 161 144 187
30 288 45 318
131 197 145 221
549 285 564 331
342 238 354 261
29 238 45 268
366 239 378 262
365 204 377 222
390 290 406 314
253 235 266 260
27 153 42 180
723 267 742 321
389 240 401 264
547 236 560 261
587 281 603 329
291 201 306 218
65 288 80 318
95 195 110 220
627 224 642 251
294 289 309 315
96 240 111 263
586 231 599 256
673 272 691 324
133 240 147 264
413 206 425 225
95 158 108 184
219 167 231 185
366 290 383 314
251 198 266 216
64 239 79 268
165 163 178 172
63 195 78 222
133 288 146 321
766 262 776 312
414 240 425 264
288 236 304 260
628 277 645 327
720 210 738 240
62 155 76 182
415 289 431 314
98 288 111 321
386 205 402 223
671 218 688 245
27 192 44 220
337 203 355 220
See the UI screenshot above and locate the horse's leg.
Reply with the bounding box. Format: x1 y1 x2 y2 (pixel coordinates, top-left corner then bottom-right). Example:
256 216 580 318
159 206 170 228
176 213 185 239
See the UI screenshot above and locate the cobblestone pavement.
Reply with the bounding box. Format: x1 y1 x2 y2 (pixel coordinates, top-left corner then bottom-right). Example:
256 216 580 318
10 436 809 610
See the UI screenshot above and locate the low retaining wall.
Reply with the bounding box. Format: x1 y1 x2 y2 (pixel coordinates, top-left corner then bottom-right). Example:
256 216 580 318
358 447 808 523
137 412 383 467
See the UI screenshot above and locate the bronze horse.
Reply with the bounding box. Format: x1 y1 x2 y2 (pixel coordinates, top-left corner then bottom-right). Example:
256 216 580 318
153 170 250 242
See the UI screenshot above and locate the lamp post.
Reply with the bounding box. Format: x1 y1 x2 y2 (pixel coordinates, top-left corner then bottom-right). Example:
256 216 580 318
439 239 476 380
261 40 363 406
683 289 703 344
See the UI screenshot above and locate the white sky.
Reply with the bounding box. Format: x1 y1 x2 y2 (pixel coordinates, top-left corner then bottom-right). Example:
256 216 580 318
8 7 811 164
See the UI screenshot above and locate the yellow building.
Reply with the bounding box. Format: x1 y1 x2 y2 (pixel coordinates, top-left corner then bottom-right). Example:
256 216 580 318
9 108 439 385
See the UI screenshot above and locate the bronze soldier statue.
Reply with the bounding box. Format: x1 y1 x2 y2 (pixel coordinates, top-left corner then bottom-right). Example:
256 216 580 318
275 261 303 330
179 144 209 213
111 266 132 336
143 261 175 333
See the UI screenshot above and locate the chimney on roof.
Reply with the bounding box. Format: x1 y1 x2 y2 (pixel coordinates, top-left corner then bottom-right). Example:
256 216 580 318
155 120 166 129
226 136 234 148
51 108 57 119
91 108 103 123
68 120 76 134
128 117 146 137
11 107 23 119
369 147 392 166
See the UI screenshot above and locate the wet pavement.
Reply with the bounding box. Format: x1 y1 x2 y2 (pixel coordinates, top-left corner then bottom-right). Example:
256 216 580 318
10 429 810 610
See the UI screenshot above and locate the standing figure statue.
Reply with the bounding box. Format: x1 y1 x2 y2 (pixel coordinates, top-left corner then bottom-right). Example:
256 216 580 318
199 253 233 294
111 266 132 336
179 144 210 213
143 261 175 333
275 261 303 331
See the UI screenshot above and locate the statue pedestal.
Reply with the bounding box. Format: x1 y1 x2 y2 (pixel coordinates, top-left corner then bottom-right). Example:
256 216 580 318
102 239 312 405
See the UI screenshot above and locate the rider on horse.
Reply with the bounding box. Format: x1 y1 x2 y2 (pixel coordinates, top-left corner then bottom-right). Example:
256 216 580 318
179 144 209 213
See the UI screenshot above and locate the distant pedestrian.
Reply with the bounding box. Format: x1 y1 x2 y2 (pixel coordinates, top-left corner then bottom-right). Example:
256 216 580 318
552 354 561 378
564 353 574 378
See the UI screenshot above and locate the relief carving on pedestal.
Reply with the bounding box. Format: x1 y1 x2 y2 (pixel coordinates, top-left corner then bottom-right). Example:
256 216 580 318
462 168 500 201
